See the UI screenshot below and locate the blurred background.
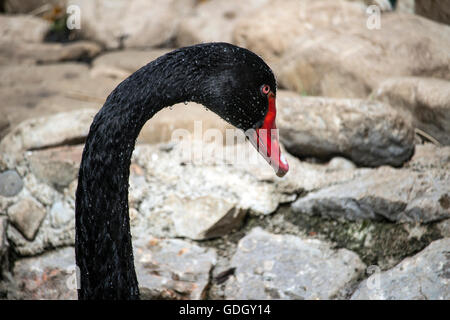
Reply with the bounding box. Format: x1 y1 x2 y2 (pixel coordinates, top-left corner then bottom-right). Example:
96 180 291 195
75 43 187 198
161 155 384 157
0 0 449 300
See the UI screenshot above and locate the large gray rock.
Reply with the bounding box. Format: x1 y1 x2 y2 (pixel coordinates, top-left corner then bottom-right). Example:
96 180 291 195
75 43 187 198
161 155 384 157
134 236 217 300
0 109 96 168
351 238 450 300
28 145 83 189
224 228 366 299
276 13 450 98
292 166 450 223
68 0 196 49
10 247 77 300
7 197 46 241
176 0 268 47
131 141 296 240
372 77 450 145
277 91 415 167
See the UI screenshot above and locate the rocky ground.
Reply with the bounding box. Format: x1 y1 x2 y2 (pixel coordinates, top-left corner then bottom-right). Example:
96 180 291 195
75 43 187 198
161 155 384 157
0 0 449 300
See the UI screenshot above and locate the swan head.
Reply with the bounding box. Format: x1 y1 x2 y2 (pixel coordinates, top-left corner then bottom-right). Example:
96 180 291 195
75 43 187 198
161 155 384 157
189 43 289 177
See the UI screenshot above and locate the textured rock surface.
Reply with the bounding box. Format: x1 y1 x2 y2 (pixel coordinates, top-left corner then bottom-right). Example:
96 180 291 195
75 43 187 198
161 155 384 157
28 145 83 189
0 170 23 197
372 77 450 145
159 195 246 240
276 14 450 98
68 0 196 49
9 247 77 300
7 197 46 241
4 174 73 256
292 166 450 223
351 238 450 300
277 91 415 167
134 236 217 300
224 228 366 299
0 109 96 168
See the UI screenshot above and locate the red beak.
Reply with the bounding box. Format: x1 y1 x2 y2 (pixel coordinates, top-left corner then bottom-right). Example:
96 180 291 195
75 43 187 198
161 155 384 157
246 92 289 177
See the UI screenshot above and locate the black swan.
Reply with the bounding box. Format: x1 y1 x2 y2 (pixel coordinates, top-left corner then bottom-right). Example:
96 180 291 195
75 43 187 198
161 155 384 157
75 42 289 299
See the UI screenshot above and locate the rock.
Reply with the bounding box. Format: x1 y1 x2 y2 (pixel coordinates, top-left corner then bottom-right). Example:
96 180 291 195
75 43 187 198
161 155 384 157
10 247 77 300
7 207 75 256
28 145 83 189
224 228 365 299
277 91 415 167
437 219 450 238
49 201 74 228
91 49 172 79
0 109 96 168
0 14 50 43
160 195 246 240
415 0 450 25
68 0 196 49
232 0 365 65
276 13 450 98
134 236 216 300
0 63 118 132
0 40 102 65
351 238 450 300
0 170 23 197
372 77 450 145
327 157 356 171
176 0 268 47
7 197 46 241
292 166 450 223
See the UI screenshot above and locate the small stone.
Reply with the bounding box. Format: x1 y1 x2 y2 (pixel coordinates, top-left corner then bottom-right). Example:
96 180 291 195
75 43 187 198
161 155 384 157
7 197 46 241
50 201 74 228
0 170 23 197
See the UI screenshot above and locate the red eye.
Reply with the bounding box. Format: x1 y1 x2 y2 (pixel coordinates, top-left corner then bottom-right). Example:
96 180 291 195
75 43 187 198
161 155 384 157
261 84 270 95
